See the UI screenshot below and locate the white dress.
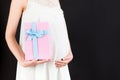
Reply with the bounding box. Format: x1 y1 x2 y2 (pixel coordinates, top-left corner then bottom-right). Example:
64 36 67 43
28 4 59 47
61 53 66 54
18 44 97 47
16 0 71 80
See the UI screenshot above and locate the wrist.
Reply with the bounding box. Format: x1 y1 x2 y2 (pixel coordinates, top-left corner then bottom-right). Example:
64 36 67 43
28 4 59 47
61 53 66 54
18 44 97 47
17 54 25 63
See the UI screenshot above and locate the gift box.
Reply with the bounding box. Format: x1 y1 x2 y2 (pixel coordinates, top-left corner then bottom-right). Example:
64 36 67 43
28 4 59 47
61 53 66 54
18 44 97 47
23 22 52 60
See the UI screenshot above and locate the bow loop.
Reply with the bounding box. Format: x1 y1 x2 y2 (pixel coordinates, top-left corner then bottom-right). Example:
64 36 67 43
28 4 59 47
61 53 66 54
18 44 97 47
26 29 48 40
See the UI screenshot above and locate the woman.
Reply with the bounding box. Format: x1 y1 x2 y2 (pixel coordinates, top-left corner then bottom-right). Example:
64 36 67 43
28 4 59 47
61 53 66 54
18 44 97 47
5 0 73 80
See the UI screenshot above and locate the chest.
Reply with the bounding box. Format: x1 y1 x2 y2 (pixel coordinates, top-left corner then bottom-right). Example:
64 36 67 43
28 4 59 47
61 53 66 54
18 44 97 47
29 0 60 7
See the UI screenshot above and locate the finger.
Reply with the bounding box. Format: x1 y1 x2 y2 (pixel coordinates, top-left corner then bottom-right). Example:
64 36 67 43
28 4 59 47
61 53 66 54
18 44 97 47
57 57 70 62
23 59 50 66
56 60 67 64
36 59 51 64
56 65 62 68
55 63 62 67
61 57 71 61
55 62 66 68
56 62 66 66
26 59 36 62
61 57 73 63
55 60 67 65
55 62 61 65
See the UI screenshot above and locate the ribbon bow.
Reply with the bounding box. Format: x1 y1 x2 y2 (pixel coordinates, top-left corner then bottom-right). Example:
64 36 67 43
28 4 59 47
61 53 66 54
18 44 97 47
26 23 48 60
26 29 48 40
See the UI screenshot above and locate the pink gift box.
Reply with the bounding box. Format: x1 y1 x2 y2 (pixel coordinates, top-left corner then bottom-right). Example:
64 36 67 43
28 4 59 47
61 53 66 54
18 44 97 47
23 22 52 60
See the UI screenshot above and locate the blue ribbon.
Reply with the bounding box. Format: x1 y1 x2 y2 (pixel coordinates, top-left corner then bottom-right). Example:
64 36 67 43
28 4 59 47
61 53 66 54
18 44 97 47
26 23 48 60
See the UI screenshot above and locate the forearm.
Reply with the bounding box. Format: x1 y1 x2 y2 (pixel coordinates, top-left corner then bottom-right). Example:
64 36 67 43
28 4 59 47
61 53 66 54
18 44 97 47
5 0 27 62
5 35 25 62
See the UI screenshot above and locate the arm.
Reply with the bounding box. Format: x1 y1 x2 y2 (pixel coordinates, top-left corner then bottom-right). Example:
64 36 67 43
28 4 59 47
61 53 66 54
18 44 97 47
5 0 50 67
5 0 26 63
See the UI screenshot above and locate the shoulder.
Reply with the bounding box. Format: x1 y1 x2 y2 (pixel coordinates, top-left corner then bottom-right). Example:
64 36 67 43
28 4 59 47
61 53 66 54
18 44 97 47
11 0 28 10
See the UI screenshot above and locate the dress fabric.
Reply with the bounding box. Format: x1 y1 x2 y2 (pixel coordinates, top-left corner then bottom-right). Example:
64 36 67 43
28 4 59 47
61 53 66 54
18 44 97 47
16 0 71 80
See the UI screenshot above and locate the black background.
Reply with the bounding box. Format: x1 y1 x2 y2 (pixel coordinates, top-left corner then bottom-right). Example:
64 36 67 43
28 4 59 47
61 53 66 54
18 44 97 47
1 0 120 80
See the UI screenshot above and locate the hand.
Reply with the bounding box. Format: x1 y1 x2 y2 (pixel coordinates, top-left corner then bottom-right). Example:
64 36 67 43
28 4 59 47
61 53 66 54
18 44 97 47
55 53 73 68
19 59 50 67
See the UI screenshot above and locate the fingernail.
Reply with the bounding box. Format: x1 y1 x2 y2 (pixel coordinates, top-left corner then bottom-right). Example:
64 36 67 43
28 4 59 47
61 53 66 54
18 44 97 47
61 58 64 61
48 59 52 61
